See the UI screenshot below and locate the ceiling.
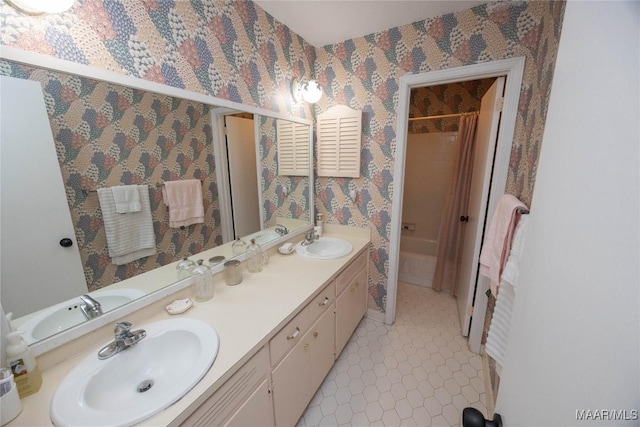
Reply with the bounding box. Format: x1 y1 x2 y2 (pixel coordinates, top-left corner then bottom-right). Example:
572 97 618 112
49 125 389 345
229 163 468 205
253 0 487 48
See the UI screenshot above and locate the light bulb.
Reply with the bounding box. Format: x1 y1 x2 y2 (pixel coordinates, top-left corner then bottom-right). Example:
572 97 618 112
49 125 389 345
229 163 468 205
302 80 322 104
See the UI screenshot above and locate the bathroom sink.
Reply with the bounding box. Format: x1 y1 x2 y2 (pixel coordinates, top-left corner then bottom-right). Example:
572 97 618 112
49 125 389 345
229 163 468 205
51 318 219 427
295 237 353 259
19 288 145 344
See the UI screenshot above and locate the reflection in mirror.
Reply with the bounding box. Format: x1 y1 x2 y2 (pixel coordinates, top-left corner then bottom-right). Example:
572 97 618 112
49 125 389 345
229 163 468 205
0 59 312 345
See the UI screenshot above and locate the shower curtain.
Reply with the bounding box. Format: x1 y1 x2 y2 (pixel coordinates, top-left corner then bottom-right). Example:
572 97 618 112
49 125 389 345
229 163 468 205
432 112 479 295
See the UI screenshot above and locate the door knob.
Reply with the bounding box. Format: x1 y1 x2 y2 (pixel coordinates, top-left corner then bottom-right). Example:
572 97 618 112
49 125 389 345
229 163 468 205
460 215 470 222
59 238 73 247
462 408 502 427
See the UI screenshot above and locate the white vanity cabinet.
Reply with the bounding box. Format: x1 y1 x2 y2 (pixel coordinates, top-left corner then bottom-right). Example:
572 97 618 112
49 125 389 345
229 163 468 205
179 347 273 427
176 247 368 427
271 283 336 426
335 250 369 355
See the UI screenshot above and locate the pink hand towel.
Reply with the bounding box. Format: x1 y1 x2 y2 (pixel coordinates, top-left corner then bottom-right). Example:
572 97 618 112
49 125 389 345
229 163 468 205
479 194 528 295
162 179 205 228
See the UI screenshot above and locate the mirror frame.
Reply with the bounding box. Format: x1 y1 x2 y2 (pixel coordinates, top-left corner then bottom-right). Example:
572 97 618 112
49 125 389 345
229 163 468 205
0 46 314 356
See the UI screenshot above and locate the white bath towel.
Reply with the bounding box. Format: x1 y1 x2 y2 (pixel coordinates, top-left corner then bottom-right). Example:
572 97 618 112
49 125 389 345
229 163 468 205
485 216 530 373
111 185 141 213
97 185 156 265
162 179 204 228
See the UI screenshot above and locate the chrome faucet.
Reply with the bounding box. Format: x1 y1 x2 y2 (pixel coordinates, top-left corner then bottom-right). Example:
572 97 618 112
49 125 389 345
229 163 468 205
301 229 319 246
98 322 146 360
275 224 289 236
80 295 102 320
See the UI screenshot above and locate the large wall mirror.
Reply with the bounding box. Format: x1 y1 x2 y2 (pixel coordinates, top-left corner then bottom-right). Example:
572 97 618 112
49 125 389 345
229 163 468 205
0 54 312 348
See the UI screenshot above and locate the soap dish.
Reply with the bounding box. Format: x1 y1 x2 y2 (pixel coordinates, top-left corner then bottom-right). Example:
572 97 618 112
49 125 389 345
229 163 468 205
278 243 295 255
165 298 193 315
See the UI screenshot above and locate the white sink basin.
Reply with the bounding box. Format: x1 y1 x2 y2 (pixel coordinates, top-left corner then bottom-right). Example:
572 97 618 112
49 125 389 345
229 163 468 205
51 318 219 427
295 237 353 259
19 288 145 344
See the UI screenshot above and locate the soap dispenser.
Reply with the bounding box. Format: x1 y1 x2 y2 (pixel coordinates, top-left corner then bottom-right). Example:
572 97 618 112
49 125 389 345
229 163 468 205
315 213 323 236
5 331 42 398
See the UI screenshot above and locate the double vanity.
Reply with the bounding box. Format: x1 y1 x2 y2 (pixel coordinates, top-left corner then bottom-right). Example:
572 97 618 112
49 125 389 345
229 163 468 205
8 225 370 426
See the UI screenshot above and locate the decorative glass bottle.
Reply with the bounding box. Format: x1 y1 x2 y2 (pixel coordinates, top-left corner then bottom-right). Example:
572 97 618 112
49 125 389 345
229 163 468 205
246 239 263 273
231 238 248 255
176 256 196 280
192 259 214 302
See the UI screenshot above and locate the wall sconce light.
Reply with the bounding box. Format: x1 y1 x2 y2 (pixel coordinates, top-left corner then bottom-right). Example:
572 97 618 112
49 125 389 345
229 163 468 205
5 0 74 14
292 78 323 104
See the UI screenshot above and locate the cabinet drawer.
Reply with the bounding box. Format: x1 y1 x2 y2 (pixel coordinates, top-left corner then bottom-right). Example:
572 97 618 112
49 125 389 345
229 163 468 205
269 306 310 367
336 250 368 295
182 347 269 426
308 281 335 324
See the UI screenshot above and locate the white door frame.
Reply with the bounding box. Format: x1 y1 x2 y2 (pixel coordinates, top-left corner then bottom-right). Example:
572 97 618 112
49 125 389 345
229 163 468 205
387 58 525 351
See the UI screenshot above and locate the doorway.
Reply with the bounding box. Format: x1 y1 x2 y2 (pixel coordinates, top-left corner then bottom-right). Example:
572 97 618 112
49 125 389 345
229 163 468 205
387 58 525 353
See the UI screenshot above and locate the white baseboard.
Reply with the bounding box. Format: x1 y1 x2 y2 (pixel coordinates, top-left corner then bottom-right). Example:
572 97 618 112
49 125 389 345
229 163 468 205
366 308 386 323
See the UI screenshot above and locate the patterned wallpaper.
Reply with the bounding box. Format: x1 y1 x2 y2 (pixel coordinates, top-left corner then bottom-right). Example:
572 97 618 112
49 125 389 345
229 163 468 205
257 115 310 227
313 1 566 311
0 0 315 119
0 0 566 313
408 78 495 133
0 60 220 291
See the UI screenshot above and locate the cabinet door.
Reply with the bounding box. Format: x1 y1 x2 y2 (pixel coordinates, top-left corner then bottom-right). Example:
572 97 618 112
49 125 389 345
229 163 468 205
272 338 311 427
336 268 367 355
225 379 273 427
309 305 336 391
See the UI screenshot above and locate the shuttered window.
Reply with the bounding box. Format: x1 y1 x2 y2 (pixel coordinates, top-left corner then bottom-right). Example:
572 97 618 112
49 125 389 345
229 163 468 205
277 120 310 176
317 105 361 178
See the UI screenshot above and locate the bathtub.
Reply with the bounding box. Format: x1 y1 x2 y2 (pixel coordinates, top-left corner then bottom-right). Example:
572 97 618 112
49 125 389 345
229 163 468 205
398 236 438 288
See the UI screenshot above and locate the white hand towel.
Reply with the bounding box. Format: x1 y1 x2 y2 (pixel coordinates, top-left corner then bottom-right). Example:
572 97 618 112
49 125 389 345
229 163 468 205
485 216 530 374
111 185 142 213
97 185 156 265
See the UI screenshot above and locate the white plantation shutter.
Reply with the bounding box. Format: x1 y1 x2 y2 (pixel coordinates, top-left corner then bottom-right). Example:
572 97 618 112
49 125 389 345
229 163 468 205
317 105 362 177
277 120 310 176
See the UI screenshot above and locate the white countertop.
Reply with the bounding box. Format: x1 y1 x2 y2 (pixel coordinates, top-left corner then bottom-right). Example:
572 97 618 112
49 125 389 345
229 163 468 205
7 226 370 426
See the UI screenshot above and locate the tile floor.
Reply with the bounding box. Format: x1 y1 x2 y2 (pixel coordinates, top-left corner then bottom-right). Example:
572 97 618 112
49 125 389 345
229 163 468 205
298 281 488 427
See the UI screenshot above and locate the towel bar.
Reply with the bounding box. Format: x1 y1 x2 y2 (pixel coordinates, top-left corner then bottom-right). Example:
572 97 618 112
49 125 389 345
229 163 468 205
81 180 204 193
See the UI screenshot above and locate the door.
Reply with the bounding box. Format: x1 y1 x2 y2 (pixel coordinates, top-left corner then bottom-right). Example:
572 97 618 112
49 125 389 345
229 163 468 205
1 76 87 317
225 116 260 238
456 76 506 336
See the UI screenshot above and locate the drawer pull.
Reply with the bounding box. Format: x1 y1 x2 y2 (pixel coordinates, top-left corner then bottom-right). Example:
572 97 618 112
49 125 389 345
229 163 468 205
304 343 309 350
319 297 330 306
287 327 300 340
350 286 355 293
313 331 318 338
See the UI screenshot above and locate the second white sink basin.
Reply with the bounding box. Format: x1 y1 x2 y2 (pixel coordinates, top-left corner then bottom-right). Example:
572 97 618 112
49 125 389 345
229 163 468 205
51 318 219 427
296 237 353 259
